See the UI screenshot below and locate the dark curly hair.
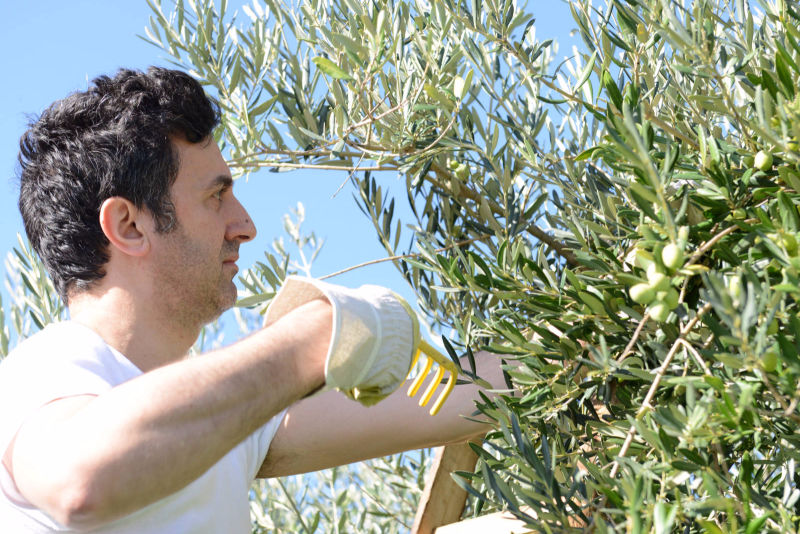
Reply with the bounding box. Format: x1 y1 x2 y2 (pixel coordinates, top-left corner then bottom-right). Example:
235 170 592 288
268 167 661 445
18 67 220 301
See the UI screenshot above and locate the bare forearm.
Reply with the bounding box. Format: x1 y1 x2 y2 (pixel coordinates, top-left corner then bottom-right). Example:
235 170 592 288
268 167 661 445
260 350 506 477
12 299 330 528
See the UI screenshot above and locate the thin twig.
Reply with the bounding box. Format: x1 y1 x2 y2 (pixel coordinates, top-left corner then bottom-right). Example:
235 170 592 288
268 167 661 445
525 223 579 267
677 338 711 375
275 478 311 532
228 147 368 163
609 302 712 478
319 235 492 280
332 152 367 198
415 108 461 154
424 166 580 267
230 161 399 172
759 372 800 424
686 219 757 267
616 313 650 364
785 394 800 418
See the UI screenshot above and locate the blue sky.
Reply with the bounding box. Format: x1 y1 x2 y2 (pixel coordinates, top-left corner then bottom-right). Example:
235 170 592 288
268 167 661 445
0 1 578 323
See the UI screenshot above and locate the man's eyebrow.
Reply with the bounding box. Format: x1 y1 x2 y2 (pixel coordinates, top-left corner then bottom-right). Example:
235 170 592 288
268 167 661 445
206 175 234 190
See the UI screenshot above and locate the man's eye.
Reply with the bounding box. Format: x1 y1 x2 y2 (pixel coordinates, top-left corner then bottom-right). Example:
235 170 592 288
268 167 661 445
212 189 223 201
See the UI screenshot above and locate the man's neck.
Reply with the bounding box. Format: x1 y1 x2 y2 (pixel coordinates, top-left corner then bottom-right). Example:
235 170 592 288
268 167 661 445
68 286 202 372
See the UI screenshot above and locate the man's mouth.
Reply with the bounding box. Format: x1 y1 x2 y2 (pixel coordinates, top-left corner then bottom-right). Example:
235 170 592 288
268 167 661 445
222 256 239 271
222 243 240 270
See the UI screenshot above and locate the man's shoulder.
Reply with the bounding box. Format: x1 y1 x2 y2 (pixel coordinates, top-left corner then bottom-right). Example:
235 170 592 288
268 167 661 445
0 321 140 385
3 321 99 362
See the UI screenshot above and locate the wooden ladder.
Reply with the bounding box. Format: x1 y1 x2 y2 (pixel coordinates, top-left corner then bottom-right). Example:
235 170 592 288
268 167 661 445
410 442 533 534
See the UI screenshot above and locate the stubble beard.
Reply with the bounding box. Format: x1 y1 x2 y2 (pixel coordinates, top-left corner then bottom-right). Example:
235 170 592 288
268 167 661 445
156 227 239 331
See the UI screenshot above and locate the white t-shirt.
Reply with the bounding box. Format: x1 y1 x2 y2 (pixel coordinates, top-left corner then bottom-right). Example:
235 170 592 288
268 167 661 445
0 321 286 533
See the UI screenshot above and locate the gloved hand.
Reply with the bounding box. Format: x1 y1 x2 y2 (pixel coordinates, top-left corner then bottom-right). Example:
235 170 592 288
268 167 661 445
264 276 418 406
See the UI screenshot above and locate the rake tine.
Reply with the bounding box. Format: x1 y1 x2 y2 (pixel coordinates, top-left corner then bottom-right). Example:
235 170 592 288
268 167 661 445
419 365 445 407
407 353 432 397
428 371 456 416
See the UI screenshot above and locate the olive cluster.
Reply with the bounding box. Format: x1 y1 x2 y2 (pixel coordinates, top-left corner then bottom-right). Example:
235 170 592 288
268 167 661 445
447 159 470 180
628 230 688 322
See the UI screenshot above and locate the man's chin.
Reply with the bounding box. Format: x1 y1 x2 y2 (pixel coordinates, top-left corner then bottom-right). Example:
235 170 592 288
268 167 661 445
200 283 238 325
221 282 238 311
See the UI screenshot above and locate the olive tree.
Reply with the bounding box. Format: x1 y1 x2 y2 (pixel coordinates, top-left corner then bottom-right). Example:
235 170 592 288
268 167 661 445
144 0 800 531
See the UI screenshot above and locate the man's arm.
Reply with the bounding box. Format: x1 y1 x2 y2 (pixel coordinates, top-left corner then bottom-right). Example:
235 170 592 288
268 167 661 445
5 299 331 530
259 350 506 477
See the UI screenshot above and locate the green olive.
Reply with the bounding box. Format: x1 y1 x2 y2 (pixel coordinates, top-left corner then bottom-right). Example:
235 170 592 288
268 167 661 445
661 243 684 271
760 349 778 372
731 208 746 219
455 164 469 180
630 283 656 305
754 150 774 171
656 287 679 310
634 248 654 270
636 23 648 43
648 302 670 322
767 318 779 336
647 271 670 293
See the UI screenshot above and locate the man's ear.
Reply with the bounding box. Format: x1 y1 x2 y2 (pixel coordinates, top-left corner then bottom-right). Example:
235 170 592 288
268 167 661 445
99 197 150 257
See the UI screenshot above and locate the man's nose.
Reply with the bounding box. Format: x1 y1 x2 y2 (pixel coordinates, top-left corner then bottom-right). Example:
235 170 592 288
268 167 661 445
226 196 257 243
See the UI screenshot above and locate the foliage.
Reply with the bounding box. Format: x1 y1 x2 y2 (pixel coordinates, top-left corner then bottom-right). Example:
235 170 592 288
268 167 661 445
145 0 800 531
0 236 66 358
235 201 324 313
250 450 430 533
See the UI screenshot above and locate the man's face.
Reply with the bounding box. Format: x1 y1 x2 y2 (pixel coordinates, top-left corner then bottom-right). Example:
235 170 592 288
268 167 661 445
149 136 256 327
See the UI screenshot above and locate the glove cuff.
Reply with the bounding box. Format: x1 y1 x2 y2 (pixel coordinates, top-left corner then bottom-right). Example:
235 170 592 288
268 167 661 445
265 276 382 390
265 276 417 404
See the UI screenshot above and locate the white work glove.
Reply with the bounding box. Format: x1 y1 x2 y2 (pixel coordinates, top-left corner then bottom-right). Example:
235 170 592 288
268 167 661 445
264 276 418 406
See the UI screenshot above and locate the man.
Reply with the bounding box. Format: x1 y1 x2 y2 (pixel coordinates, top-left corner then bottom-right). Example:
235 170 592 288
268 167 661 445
0 67 500 532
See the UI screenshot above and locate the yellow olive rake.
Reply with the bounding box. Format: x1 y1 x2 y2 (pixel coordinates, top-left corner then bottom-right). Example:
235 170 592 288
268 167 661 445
406 339 459 416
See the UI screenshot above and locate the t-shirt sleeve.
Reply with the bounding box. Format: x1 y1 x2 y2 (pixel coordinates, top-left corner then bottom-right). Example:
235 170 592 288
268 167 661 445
0 323 140 467
0 323 143 509
0 355 109 458
244 408 289 480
